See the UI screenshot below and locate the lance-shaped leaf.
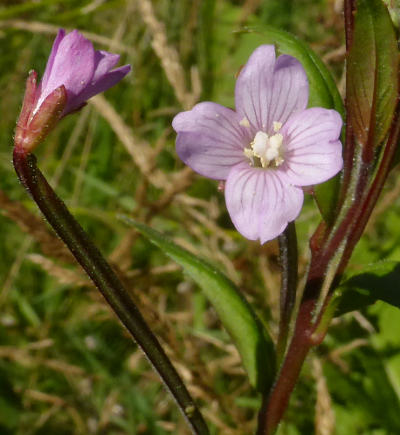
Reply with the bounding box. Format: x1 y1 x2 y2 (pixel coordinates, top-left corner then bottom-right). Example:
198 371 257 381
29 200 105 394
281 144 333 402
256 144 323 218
347 0 398 149
335 261 400 315
241 27 344 223
121 217 276 392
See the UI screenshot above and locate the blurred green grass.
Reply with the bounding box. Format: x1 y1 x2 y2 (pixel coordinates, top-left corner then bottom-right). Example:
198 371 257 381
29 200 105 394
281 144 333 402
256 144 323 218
1 0 400 434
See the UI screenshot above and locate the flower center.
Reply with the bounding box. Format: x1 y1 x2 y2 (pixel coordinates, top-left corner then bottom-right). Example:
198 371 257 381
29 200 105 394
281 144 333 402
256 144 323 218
244 122 284 168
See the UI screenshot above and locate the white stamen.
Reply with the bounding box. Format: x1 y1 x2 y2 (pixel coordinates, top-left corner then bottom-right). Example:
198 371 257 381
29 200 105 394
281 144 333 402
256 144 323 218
243 147 254 165
273 121 282 132
243 148 253 158
239 117 250 127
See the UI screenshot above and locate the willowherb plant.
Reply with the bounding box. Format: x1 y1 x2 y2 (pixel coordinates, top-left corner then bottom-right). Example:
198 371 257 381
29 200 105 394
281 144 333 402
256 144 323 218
11 0 400 433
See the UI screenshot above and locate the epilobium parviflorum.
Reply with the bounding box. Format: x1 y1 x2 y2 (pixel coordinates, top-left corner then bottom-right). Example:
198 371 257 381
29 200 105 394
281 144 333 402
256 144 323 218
173 45 343 243
15 29 131 154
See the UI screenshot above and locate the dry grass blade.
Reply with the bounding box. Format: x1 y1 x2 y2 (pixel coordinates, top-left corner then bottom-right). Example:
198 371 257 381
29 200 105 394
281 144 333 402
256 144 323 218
137 0 200 109
328 338 369 372
0 345 86 377
151 167 194 212
313 357 335 435
27 253 90 287
89 94 168 188
0 190 74 263
24 389 66 407
0 19 132 54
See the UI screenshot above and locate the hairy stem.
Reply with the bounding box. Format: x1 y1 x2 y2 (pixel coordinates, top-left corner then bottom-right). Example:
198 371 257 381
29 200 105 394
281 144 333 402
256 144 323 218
344 0 356 50
276 222 298 364
339 0 357 206
13 148 209 435
338 100 400 269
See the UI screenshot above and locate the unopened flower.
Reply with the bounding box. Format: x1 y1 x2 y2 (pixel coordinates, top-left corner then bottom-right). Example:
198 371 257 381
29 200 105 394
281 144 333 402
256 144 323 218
173 45 343 243
15 29 131 153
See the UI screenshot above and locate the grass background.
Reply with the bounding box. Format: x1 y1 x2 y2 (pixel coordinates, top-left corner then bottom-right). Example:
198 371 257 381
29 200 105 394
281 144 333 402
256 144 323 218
1 0 400 433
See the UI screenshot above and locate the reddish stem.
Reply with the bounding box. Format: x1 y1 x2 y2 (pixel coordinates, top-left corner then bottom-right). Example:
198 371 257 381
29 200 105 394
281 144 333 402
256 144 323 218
257 99 400 434
338 0 357 207
339 101 400 269
344 0 356 50
257 297 327 435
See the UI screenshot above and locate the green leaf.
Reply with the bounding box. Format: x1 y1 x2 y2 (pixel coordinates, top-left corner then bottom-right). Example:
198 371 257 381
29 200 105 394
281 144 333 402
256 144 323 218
324 346 400 432
347 0 399 148
240 27 344 223
121 216 276 392
335 261 400 315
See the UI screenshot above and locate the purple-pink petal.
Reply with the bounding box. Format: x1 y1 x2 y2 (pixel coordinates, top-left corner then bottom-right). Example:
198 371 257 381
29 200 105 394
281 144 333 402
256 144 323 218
235 45 276 131
34 29 131 116
38 30 95 113
280 108 343 186
235 46 309 133
76 64 131 105
225 162 304 243
91 50 121 82
172 102 250 180
39 29 65 92
265 55 308 129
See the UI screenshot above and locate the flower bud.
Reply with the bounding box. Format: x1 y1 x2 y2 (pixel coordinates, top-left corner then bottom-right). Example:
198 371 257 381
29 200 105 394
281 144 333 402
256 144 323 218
14 29 131 154
15 75 67 153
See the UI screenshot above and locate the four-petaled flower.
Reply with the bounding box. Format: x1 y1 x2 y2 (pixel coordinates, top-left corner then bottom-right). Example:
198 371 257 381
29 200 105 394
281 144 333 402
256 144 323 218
15 29 131 153
172 45 343 243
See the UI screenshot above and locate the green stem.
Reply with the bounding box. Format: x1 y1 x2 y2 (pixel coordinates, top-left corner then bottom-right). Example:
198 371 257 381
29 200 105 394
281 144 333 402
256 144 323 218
13 148 209 435
276 222 298 365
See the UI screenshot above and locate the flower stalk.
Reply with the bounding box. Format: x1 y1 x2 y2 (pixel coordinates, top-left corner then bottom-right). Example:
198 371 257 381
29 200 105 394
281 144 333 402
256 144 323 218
13 148 209 435
276 222 298 364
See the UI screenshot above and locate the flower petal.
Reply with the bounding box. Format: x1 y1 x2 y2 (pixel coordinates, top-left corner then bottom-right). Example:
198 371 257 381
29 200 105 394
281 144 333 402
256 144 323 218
76 64 131 104
92 50 121 81
38 30 95 113
173 102 251 180
280 108 343 186
266 55 309 128
225 162 304 243
235 46 309 133
39 29 66 92
235 45 276 131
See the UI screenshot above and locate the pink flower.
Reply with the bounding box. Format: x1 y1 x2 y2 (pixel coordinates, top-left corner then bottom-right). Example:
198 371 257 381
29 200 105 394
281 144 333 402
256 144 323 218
34 29 131 115
172 45 343 243
15 29 131 152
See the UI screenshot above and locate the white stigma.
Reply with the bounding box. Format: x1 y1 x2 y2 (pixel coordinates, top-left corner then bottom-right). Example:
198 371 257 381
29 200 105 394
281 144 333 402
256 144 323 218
243 122 284 168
